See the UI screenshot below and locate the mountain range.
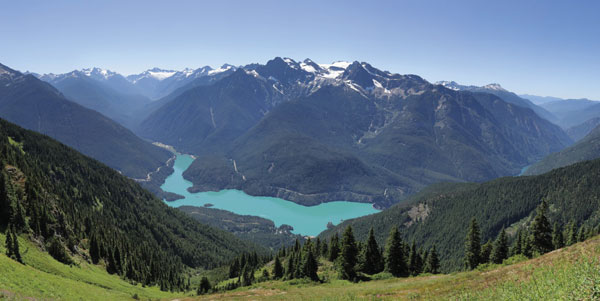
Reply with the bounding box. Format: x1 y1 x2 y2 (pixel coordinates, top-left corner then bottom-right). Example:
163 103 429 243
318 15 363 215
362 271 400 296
139 57 572 207
0 63 171 179
523 123 600 175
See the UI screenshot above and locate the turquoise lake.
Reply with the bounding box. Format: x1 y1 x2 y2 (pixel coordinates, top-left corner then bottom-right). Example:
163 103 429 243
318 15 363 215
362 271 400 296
161 154 379 236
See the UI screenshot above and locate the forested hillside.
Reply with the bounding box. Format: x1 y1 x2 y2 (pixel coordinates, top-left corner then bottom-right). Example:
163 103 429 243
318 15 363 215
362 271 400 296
524 124 600 175
320 158 600 271
0 118 262 290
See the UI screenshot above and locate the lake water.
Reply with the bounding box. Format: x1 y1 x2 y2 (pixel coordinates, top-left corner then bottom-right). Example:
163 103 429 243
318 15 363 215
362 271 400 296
161 153 379 236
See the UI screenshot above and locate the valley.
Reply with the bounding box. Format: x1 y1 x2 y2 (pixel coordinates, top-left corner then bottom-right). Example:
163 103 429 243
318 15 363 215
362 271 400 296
161 153 379 236
2 3 600 297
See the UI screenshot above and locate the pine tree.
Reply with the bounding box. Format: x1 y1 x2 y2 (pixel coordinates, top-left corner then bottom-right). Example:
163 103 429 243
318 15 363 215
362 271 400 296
359 228 383 274
480 240 492 264
577 225 587 242
89 233 100 264
328 234 340 262
5 226 14 259
408 240 422 276
531 201 553 254
197 277 211 295
337 226 358 281
228 258 240 279
511 229 523 256
565 220 578 246
0 171 9 224
321 239 329 257
303 248 319 281
464 218 481 270
552 223 564 250
423 245 440 274
522 233 533 258
272 256 284 279
384 227 408 277
490 228 509 264
241 264 254 286
8 225 22 263
285 253 295 279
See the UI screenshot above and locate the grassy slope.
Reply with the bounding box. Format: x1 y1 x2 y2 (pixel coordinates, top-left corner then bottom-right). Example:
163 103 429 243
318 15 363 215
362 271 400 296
1 233 598 300
0 232 187 300
193 236 600 300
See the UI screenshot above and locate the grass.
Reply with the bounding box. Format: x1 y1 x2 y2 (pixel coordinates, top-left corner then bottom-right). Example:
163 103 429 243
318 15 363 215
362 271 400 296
0 232 187 300
190 236 600 300
1 233 599 300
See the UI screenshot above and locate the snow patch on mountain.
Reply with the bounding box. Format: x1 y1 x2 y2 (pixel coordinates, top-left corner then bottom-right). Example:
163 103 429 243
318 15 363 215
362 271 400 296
208 65 235 75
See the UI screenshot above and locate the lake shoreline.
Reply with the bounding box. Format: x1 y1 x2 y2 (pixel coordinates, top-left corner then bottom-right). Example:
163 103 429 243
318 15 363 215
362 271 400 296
160 153 379 236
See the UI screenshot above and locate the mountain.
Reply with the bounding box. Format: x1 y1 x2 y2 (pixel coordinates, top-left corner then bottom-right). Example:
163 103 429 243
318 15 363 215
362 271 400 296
566 117 600 141
519 94 564 105
437 81 557 123
39 70 151 129
127 65 237 99
523 124 600 175
537 98 600 129
0 117 261 289
141 57 572 208
0 63 171 179
320 157 600 271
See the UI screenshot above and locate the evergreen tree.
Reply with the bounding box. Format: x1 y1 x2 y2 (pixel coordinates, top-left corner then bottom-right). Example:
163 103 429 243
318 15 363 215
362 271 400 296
228 258 240 279
303 248 319 281
241 264 254 286
423 245 440 274
552 223 564 250
511 229 523 256
10 225 22 263
328 234 340 262
321 239 329 258
337 226 358 281
408 240 422 275
464 218 481 270
5 226 14 259
197 277 211 295
89 233 100 264
490 228 508 264
359 228 383 274
272 256 284 279
285 253 295 279
0 171 9 224
565 220 578 246
293 252 302 279
531 201 553 254
522 233 533 258
577 225 587 242
480 240 492 264
384 227 408 277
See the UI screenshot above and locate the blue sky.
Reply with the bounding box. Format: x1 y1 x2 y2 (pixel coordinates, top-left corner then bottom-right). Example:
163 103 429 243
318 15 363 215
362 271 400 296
1 0 598 99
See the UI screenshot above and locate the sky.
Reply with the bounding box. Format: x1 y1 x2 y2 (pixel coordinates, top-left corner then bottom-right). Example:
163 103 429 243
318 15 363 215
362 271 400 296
1 0 599 99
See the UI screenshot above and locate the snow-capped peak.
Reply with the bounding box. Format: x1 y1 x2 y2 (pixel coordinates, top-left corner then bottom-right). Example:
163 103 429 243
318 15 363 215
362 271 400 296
145 68 177 81
317 61 351 79
208 64 236 75
81 67 118 80
436 81 463 91
482 83 506 91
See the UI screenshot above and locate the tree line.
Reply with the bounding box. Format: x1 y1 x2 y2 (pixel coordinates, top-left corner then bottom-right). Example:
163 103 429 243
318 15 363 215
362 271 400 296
201 225 440 295
464 200 600 270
